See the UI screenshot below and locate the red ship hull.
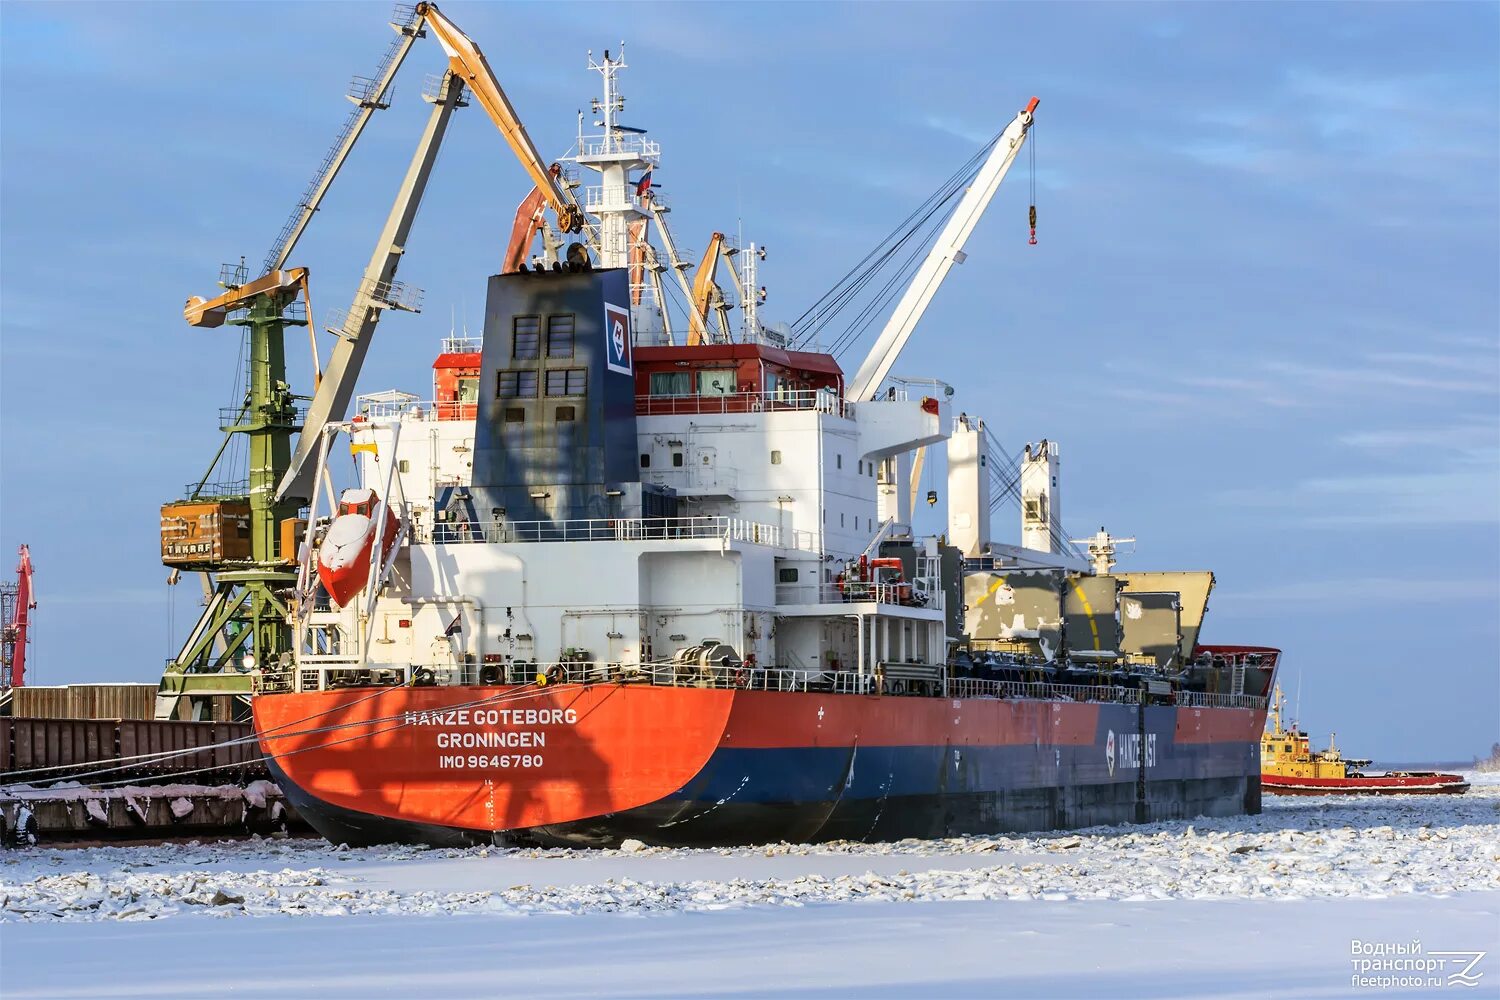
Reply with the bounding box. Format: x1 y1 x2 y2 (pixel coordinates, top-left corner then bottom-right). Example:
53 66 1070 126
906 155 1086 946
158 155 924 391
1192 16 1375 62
255 683 1269 847
1261 772 1470 796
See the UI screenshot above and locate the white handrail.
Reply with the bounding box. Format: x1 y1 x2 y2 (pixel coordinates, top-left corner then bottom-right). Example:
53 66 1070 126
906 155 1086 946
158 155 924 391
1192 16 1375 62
416 514 816 551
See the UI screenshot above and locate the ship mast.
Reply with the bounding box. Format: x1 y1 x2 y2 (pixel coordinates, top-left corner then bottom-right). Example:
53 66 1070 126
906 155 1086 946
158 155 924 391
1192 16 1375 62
574 47 655 271
572 46 669 339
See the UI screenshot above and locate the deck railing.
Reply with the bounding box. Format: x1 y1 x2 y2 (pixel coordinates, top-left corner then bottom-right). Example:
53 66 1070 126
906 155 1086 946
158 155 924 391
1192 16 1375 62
264 660 877 696
775 581 933 607
636 389 848 418
272 659 1273 708
949 677 1144 704
355 389 851 422
1176 690 1267 710
410 514 810 550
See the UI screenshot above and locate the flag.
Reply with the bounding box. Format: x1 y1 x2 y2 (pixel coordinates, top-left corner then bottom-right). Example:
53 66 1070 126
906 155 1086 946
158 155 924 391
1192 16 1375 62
635 169 653 197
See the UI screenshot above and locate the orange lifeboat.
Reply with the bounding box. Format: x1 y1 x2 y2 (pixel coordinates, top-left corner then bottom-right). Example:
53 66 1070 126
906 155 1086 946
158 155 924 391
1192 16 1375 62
317 487 400 608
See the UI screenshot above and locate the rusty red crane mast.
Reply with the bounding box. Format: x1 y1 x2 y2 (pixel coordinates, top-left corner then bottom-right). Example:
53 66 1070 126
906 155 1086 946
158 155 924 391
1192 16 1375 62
1 544 36 687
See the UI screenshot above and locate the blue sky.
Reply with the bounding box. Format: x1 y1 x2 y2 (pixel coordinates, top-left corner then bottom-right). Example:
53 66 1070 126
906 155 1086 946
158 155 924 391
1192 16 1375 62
2 2 1496 760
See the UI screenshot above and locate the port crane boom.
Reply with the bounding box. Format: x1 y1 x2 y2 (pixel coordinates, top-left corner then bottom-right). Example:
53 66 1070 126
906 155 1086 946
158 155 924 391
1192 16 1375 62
846 97 1038 401
417 2 584 234
264 7 428 275
1 545 35 688
184 267 311 329
276 71 469 506
274 3 593 503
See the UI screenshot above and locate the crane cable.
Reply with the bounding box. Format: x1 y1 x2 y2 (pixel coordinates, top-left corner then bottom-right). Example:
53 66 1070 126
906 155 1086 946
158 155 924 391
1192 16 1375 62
797 159 979 355
1028 118 1038 246
790 129 1002 351
824 207 954 360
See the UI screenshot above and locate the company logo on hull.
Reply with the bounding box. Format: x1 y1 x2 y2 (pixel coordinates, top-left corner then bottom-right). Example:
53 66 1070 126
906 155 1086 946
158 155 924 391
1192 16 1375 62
605 302 632 375
1107 729 1157 775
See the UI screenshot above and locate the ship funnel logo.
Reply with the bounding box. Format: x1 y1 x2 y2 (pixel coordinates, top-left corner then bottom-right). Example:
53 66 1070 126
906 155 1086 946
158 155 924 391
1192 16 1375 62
605 302 633 375
1106 729 1116 776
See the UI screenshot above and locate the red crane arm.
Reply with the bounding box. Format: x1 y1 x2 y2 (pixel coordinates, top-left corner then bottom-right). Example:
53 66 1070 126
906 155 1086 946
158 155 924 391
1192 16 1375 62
7 545 35 686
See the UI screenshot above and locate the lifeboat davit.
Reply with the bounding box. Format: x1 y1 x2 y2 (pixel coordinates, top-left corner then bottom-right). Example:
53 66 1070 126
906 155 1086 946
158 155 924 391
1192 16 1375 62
317 487 400 608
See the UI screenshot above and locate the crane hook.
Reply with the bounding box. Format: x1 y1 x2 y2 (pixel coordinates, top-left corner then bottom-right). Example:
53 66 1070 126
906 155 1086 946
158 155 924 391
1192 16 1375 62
1028 204 1037 246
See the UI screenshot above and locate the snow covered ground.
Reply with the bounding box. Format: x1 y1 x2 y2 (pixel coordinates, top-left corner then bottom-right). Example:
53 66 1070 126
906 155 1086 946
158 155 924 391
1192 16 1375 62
2 774 1497 998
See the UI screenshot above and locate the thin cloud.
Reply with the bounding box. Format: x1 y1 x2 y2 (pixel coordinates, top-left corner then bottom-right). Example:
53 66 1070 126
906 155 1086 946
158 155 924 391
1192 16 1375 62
1259 359 1499 396
1364 350 1500 372
1219 469 1500 527
1216 575 1499 610
1338 422 1499 453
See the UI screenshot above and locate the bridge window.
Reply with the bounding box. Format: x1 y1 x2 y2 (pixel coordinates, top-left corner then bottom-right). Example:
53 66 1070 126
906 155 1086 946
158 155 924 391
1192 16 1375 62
778 567 798 583
545 369 587 396
498 370 537 398
650 371 691 396
546 315 575 358
555 405 576 422
503 407 524 423
672 452 684 467
640 453 650 468
513 316 540 359
697 369 736 396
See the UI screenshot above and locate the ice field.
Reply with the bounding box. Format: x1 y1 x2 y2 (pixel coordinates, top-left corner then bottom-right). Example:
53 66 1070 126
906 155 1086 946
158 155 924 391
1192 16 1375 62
2 773 1497 998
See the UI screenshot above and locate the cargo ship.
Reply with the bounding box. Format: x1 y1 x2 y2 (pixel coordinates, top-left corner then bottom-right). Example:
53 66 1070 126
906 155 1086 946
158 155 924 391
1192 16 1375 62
175 5 1283 847
1260 688 1469 796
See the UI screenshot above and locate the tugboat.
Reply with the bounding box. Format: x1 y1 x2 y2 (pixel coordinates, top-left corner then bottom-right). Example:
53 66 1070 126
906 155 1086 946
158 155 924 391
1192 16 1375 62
1260 687 1469 795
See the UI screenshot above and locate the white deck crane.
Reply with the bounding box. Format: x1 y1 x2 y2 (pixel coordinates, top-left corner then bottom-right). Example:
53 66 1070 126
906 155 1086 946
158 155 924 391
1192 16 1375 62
846 97 1038 401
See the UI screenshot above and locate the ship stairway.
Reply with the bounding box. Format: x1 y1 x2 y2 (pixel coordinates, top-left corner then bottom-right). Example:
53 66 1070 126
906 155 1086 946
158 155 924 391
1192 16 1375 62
780 648 815 674
1230 661 1246 696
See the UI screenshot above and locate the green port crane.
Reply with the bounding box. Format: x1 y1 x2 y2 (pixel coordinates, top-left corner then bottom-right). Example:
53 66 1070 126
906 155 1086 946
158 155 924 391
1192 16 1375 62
158 3 568 720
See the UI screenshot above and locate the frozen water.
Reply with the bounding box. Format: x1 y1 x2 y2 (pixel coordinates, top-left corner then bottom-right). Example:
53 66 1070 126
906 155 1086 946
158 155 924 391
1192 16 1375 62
1 772 1496 998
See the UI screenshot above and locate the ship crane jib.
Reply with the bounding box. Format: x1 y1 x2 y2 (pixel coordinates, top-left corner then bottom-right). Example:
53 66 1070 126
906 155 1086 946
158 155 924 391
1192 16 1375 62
847 97 1038 402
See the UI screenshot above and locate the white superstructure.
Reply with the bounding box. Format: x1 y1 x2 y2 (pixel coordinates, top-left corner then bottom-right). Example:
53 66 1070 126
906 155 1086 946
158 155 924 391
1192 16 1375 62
279 53 1052 697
